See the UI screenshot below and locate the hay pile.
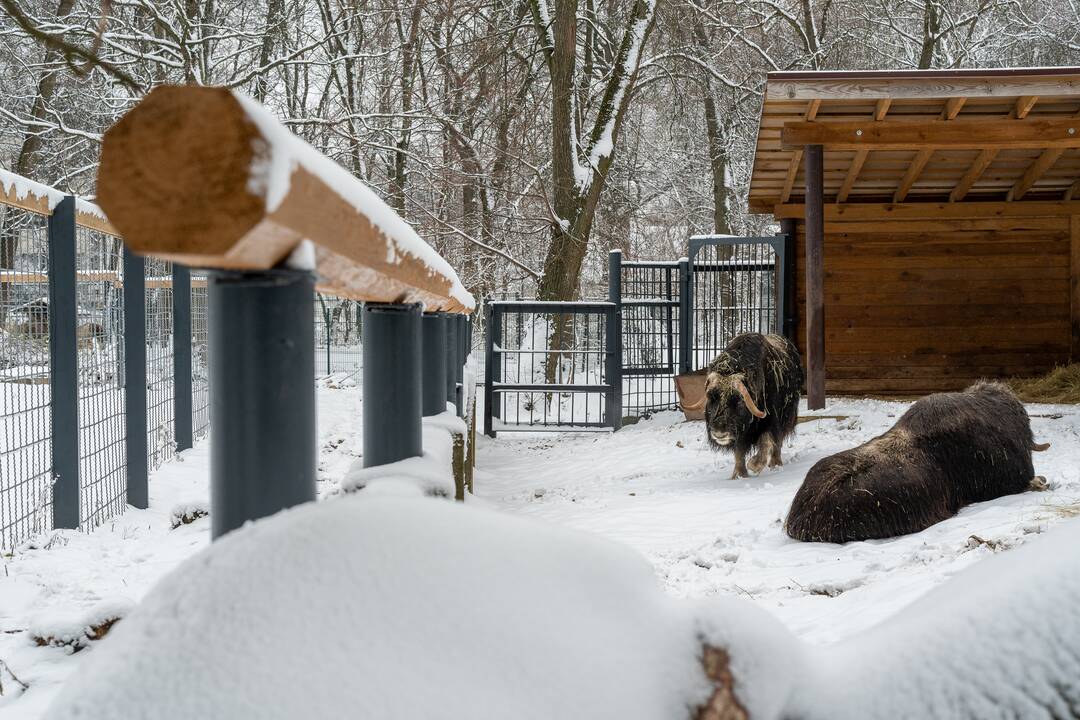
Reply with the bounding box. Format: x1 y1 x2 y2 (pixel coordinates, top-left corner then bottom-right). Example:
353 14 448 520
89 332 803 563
1006 364 1080 404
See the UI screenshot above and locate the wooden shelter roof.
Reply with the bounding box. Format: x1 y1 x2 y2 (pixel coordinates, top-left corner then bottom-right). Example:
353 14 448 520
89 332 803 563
748 67 1080 217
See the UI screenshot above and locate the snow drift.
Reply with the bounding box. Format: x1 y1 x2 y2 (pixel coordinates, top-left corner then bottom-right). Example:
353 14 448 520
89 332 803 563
44 494 1080 719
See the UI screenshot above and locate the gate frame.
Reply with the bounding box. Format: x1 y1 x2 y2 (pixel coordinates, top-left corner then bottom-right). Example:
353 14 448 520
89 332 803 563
679 234 789 374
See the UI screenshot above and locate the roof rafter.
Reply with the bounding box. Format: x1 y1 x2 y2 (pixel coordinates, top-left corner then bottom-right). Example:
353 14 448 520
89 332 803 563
837 99 892 203
894 98 967 203
779 99 821 203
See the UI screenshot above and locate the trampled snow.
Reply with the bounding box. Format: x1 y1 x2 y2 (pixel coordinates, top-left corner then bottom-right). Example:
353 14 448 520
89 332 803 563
3 390 1080 718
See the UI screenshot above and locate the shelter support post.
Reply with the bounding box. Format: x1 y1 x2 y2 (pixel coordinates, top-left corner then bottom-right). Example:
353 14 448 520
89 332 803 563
804 144 826 410
208 268 316 539
422 312 448 417
1072 216 1080 361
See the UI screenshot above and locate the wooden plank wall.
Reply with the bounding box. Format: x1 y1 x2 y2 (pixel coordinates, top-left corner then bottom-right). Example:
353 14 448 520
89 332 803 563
793 215 1074 395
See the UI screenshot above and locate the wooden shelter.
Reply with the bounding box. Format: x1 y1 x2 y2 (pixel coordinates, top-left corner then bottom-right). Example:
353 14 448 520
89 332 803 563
748 67 1080 406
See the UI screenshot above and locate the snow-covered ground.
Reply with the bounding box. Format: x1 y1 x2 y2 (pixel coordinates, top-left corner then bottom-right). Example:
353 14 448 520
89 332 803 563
2 389 1078 716
477 399 1080 643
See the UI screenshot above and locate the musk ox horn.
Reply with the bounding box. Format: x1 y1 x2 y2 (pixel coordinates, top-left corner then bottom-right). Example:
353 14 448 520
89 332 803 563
733 377 767 419
1033 441 1051 452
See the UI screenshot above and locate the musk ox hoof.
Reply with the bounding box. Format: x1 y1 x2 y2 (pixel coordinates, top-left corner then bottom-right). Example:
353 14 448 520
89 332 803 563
1029 476 1049 492
746 455 767 474
729 467 750 480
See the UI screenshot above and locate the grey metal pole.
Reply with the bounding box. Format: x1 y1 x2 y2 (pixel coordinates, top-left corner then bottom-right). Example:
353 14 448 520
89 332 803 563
483 304 496 438
123 247 149 509
208 268 316 539
363 303 423 467
421 312 447 417
607 251 623 430
678 258 692 374
48 195 79 529
173 264 193 451
443 313 457 410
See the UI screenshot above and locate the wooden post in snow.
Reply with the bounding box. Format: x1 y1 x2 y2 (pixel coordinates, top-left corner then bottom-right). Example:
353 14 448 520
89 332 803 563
804 144 826 410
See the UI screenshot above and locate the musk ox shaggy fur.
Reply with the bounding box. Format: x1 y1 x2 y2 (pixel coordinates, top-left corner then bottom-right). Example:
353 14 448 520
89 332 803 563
786 381 1050 543
705 333 803 479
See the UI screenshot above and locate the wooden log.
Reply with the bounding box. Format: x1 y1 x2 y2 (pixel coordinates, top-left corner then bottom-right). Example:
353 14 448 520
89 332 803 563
804 144 826 409
96 85 473 313
1072 215 1080 361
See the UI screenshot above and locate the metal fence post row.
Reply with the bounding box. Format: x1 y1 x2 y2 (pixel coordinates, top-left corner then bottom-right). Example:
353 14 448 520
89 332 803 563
607 250 623 430
172 264 193 452
362 303 423 467
421 312 448 417
47 195 79 529
122 247 149 509
677 258 692 375
208 268 316 540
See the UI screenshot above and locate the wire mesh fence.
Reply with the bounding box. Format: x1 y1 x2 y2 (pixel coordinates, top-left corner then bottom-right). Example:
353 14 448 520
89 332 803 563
74 225 126 529
0 205 53 548
145 258 175 472
314 293 362 379
192 272 209 440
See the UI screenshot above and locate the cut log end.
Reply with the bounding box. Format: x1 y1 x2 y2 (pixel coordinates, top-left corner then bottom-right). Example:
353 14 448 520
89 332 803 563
695 646 749 720
97 85 271 263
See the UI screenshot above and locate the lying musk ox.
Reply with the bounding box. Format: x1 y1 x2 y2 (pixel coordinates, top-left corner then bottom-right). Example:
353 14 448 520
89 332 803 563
705 333 803 479
786 381 1050 543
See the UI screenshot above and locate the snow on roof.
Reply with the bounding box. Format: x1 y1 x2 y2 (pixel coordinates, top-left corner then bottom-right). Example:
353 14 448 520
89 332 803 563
232 92 475 311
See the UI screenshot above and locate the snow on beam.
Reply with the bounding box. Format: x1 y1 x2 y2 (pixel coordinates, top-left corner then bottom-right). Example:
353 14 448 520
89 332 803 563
96 86 475 313
0 168 118 236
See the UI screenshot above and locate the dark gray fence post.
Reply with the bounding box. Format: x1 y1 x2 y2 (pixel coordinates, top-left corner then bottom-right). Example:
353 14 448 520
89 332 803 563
772 234 788 341
779 219 797 343
173 264 193 451
208 268 316 539
123 247 149 509
48 195 79 529
607 251 623 430
483 303 498 437
363 303 423 467
678 257 692 375
443 313 457 409
422 312 447 417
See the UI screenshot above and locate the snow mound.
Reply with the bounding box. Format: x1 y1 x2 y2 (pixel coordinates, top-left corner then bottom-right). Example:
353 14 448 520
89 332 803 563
341 411 465 497
29 598 135 652
45 495 792 720
791 516 1080 719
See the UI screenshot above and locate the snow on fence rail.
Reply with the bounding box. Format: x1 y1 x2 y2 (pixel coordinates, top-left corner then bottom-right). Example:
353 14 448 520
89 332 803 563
95 86 477 538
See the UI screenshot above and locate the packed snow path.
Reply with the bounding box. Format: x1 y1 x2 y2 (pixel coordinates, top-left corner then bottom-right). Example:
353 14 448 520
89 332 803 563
476 399 1080 643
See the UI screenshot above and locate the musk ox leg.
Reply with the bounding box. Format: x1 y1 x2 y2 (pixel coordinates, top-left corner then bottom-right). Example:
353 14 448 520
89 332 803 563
730 449 750 480
768 433 783 468
747 435 774 475
1029 475 1049 492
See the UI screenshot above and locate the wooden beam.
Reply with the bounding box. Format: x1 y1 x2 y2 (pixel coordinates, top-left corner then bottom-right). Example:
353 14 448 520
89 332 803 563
1008 148 1065 201
781 117 1080 151
1067 179 1080 201
773 200 1080 221
893 98 965 203
942 97 967 120
950 149 997 203
1072 216 1080 361
97 85 473 312
804 144 825 410
779 100 822 203
1014 95 1039 119
838 100 893 203
766 72 1080 102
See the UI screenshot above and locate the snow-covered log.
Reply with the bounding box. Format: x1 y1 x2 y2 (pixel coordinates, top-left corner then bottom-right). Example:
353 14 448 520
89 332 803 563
96 86 474 313
0 168 117 236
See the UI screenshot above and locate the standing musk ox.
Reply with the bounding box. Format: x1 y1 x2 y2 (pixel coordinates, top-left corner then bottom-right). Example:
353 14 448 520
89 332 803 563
705 333 803 479
786 381 1050 543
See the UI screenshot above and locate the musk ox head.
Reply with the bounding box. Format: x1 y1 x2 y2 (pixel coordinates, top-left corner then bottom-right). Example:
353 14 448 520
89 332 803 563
704 372 766 450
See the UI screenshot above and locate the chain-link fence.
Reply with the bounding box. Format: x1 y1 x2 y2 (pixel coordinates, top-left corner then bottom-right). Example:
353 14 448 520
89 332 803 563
0 205 53 547
314 293 362 379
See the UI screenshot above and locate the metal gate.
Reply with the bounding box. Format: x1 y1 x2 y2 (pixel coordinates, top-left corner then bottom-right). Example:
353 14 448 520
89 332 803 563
679 235 788 374
483 300 620 436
